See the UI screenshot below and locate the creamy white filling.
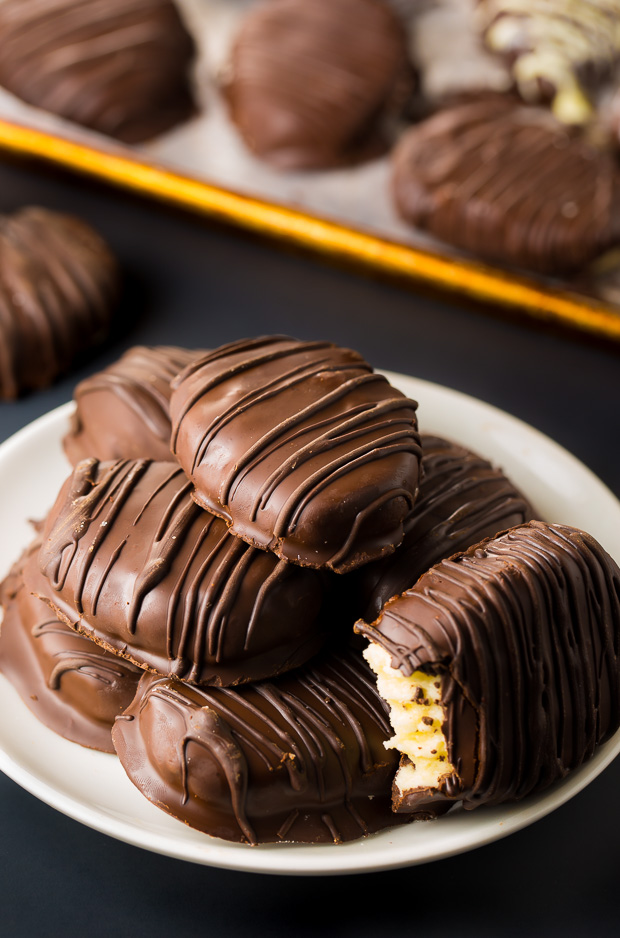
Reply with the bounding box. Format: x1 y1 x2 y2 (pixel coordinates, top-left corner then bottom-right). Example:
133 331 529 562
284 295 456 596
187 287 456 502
364 642 455 796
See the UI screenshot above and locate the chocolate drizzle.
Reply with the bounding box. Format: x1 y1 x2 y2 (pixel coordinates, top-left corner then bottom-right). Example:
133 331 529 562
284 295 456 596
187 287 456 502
223 0 413 169
0 207 118 399
39 458 330 686
356 521 620 812
0 0 196 143
0 544 140 752
356 434 534 621
64 345 206 465
170 337 422 572
477 0 620 123
392 95 620 274
112 647 407 844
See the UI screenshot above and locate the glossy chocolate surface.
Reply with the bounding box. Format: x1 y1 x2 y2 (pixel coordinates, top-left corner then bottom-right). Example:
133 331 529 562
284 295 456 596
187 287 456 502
39 458 330 686
357 521 620 813
392 95 620 274
0 0 196 143
64 345 206 465
113 647 407 844
356 434 535 621
477 0 619 123
0 207 118 399
0 544 140 752
224 0 412 169
170 336 422 573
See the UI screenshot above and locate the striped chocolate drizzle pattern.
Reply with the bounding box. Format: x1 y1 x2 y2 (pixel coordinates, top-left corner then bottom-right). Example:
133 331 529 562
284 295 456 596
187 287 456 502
117 649 398 844
477 0 620 119
171 337 421 571
224 0 411 169
72 346 204 443
358 434 534 621
0 0 195 143
0 545 141 752
38 458 325 684
358 521 620 809
392 96 620 274
0 208 117 399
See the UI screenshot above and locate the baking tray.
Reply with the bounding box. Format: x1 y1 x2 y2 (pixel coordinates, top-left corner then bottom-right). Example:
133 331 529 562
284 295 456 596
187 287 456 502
0 0 619 343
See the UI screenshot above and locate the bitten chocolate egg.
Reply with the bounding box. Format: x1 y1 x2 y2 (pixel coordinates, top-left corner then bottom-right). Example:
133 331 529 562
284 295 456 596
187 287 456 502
63 345 206 465
392 95 620 274
223 0 412 169
112 647 408 844
0 207 119 399
38 458 330 686
170 337 422 573
0 543 140 752
0 0 196 143
356 521 620 815
355 434 535 623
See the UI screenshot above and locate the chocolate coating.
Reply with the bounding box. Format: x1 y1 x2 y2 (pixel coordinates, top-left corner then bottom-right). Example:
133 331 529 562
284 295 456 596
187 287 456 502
0 0 196 143
224 0 412 169
112 647 407 844
39 458 330 686
357 521 620 813
0 544 140 752
0 207 118 399
392 95 620 274
477 0 620 123
356 434 535 622
170 337 422 573
64 345 206 465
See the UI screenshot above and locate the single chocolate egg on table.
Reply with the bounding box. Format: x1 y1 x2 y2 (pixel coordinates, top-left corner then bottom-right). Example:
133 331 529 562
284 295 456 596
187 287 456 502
0 0 197 143
112 646 409 844
356 521 620 815
354 433 535 623
392 95 620 274
63 345 207 465
170 337 422 574
0 207 119 399
0 543 141 753
476 0 620 124
223 0 413 169
38 458 332 686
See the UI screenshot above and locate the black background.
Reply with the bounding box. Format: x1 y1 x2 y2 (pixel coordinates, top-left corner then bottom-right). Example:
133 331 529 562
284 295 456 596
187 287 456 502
0 156 618 937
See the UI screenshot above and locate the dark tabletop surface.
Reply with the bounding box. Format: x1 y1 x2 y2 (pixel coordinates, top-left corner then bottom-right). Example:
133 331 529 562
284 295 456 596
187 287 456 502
0 156 618 938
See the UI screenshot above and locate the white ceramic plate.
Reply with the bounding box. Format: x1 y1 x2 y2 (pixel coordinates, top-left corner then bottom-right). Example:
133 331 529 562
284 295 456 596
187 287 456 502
0 373 619 876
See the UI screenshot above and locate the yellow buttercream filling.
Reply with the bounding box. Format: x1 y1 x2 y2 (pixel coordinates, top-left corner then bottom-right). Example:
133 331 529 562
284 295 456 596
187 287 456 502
363 642 455 795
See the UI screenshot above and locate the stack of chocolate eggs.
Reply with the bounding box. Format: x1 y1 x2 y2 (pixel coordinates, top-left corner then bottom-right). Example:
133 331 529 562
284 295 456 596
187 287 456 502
2 336 619 845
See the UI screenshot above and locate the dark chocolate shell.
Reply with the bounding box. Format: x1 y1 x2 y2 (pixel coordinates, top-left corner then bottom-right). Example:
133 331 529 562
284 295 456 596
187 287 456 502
392 95 620 274
63 345 207 465
0 207 119 399
355 433 535 622
0 0 196 143
223 0 413 169
112 647 407 844
38 458 331 686
0 543 140 752
357 521 620 813
170 336 422 573
476 0 619 123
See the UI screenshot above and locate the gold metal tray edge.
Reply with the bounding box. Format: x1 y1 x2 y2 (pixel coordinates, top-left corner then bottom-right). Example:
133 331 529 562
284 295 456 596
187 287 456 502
1 117 619 343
